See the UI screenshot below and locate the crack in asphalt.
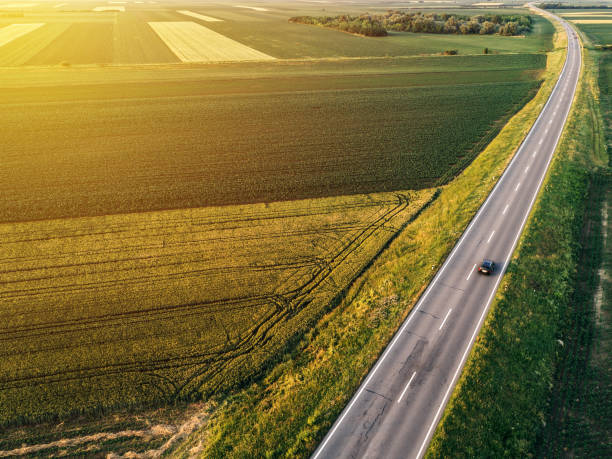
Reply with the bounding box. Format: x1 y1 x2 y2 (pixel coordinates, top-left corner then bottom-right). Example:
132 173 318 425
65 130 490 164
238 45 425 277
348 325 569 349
364 388 392 402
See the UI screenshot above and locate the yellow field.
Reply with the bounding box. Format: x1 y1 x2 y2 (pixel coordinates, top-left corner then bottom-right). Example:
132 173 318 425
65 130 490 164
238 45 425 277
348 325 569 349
571 20 612 24
0 23 44 48
0 189 434 424
0 23 70 66
0 3 38 7
148 21 275 62
93 6 125 12
177 10 223 22
235 5 269 11
561 12 612 16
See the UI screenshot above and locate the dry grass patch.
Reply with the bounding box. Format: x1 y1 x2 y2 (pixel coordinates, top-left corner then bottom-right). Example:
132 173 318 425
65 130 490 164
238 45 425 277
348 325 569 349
148 21 274 62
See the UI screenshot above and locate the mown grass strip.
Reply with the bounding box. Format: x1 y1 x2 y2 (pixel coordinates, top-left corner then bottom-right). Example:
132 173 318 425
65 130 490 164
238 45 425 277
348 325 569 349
172 15 565 459
427 37 609 459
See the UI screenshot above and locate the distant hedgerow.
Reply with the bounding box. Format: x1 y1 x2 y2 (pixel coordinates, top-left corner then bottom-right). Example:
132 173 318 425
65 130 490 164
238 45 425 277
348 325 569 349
289 11 532 37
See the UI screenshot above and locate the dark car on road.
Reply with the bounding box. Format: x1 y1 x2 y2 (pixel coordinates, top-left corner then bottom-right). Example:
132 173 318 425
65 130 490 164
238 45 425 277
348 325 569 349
478 259 495 275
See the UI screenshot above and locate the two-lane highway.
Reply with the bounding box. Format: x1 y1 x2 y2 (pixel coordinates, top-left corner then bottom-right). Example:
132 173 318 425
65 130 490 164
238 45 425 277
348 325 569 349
313 7 581 459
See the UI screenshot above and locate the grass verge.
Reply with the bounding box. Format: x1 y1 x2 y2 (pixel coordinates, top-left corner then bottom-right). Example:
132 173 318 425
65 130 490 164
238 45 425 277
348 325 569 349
535 36 612 457
170 15 566 459
427 35 609 459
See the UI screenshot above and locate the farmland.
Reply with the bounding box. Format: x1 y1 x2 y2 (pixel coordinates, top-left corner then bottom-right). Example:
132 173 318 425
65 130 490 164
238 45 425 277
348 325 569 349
0 22 43 47
0 190 436 426
0 0 556 454
148 21 275 62
558 10 612 45
0 2 554 65
0 50 545 429
1 54 544 222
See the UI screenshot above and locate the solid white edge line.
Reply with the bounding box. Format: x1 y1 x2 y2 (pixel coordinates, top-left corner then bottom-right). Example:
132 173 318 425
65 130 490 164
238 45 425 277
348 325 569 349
439 308 453 331
397 371 418 403
487 230 495 243
466 264 477 281
414 12 580 458
311 11 575 456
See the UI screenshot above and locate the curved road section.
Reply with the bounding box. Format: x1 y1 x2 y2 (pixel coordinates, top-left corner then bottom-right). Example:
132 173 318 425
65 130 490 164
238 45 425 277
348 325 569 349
313 7 581 459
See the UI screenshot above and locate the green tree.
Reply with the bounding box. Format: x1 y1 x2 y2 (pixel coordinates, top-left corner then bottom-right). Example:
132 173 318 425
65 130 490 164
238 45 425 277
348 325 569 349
444 16 458 33
480 21 496 35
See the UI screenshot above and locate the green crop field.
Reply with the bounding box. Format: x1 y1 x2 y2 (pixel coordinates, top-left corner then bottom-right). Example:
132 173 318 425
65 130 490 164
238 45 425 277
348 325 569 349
0 0 555 452
582 23 612 45
1 53 544 222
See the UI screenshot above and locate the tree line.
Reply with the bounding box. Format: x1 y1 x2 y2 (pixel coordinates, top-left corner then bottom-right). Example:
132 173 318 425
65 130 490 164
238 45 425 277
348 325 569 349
289 11 533 37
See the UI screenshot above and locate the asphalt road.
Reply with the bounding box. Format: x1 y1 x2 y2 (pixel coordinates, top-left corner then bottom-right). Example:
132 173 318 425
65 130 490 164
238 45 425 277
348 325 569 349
312 8 581 459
